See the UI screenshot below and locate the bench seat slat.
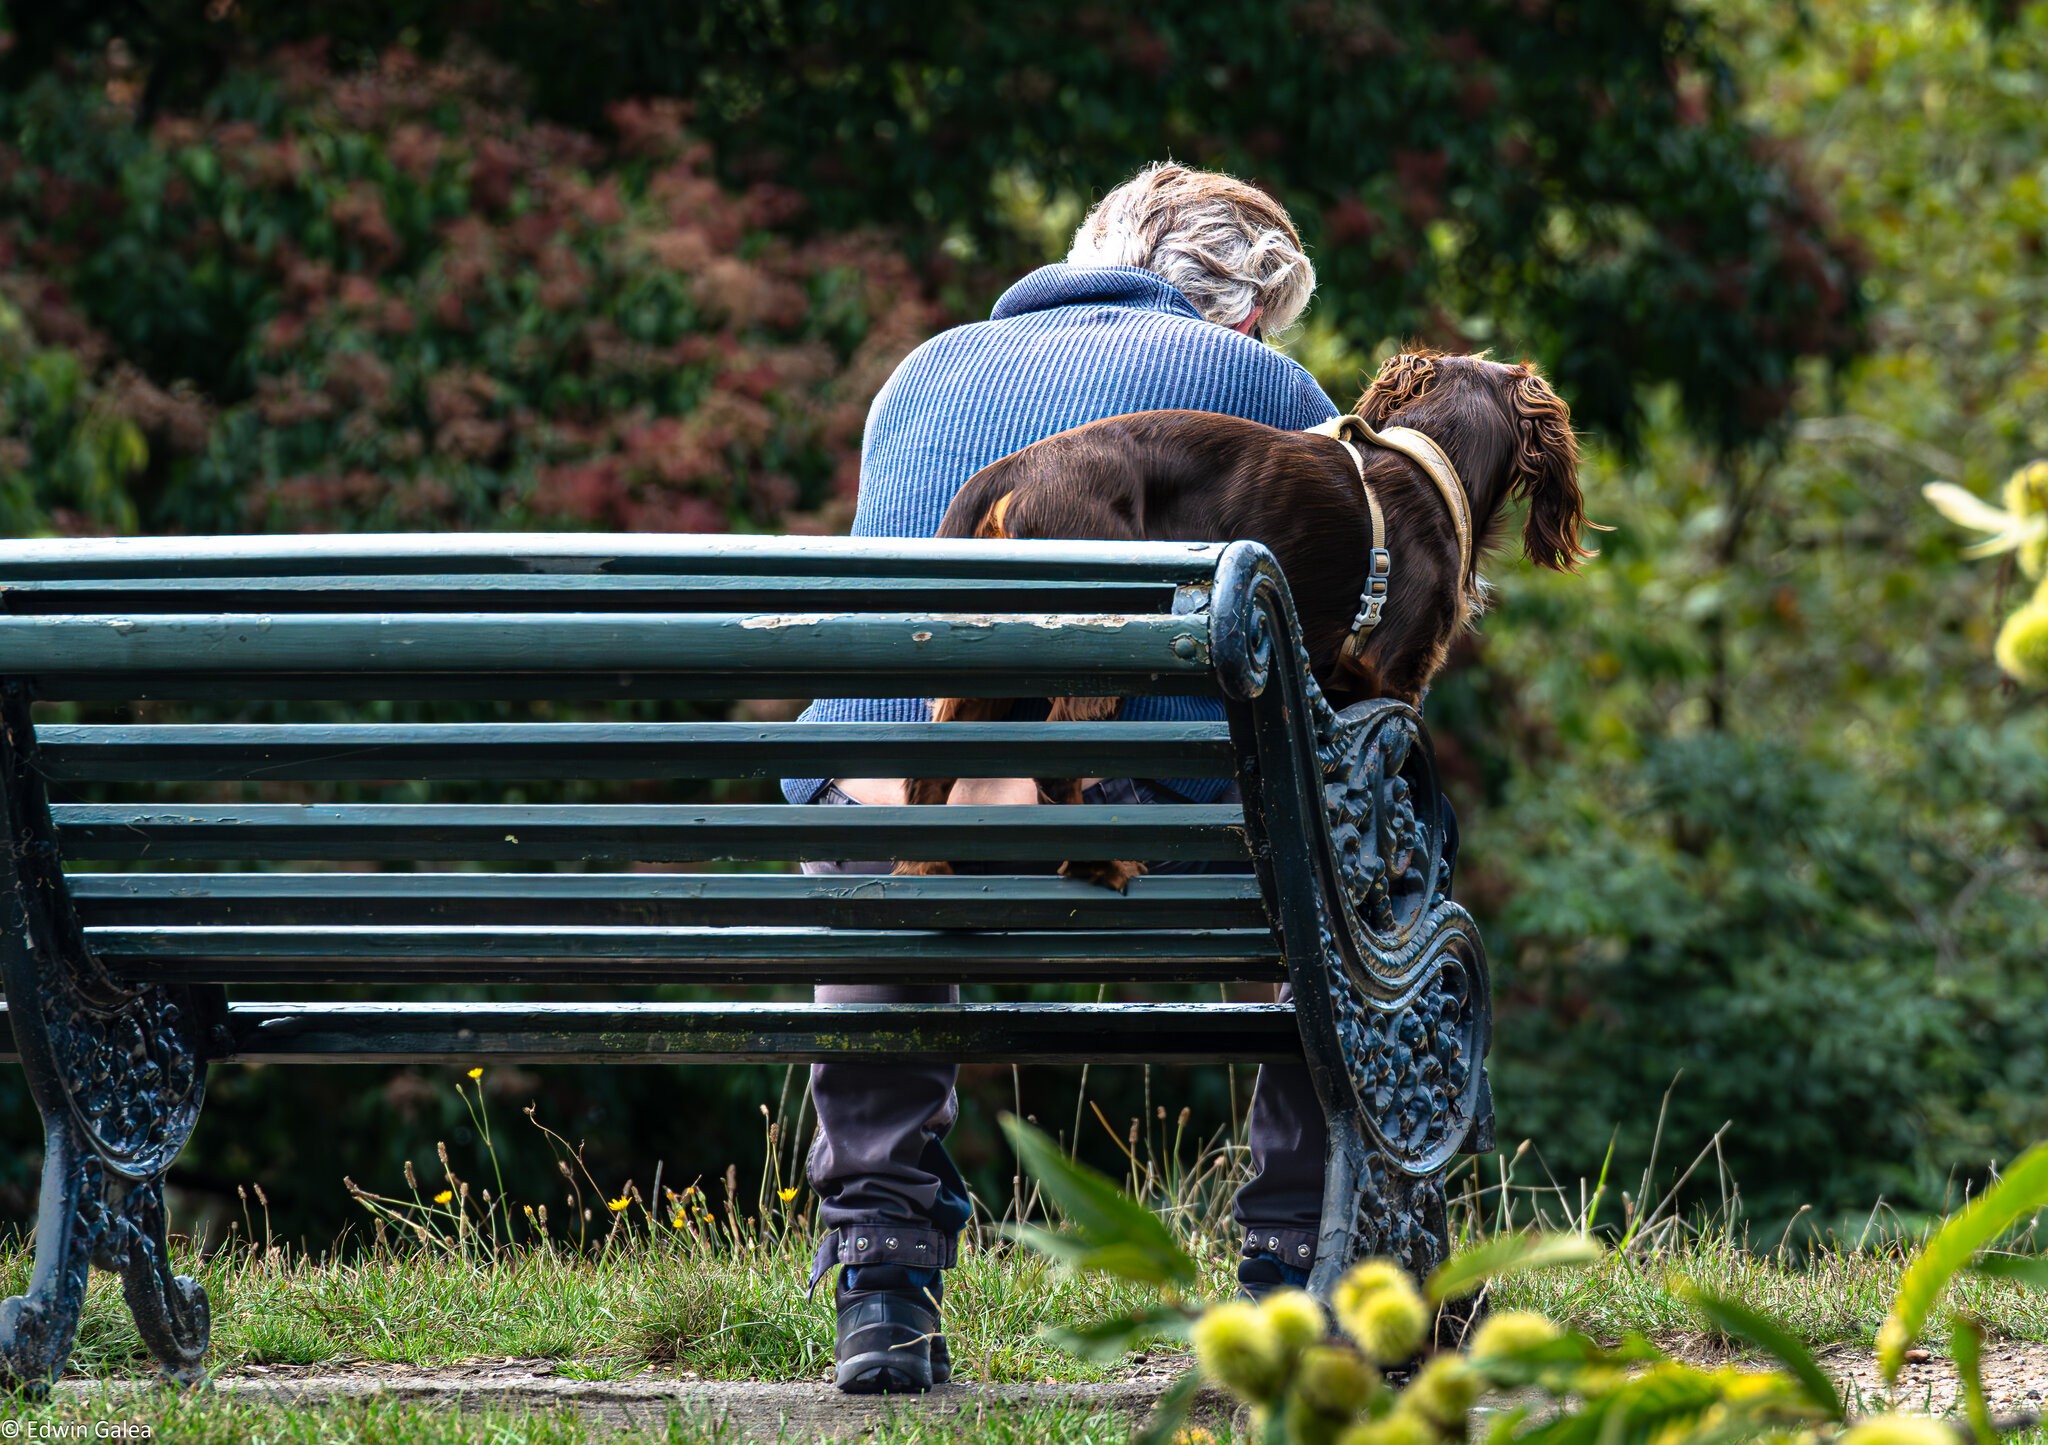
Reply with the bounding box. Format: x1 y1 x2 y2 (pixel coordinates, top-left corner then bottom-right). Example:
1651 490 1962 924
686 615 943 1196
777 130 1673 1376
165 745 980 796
0 1000 1296 1066
36 722 1236 782
68 872 1268 930
86 925 1282 984
231 1001 1299 1065
0 994 1286 1064
52 804 1250 862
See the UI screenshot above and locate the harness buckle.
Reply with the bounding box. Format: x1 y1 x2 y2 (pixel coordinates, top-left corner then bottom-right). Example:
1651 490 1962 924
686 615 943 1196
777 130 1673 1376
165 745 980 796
1349 548 1393 636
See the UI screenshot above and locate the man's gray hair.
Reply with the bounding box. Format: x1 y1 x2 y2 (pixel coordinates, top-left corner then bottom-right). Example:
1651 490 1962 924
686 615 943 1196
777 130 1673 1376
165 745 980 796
1066 162 1316 334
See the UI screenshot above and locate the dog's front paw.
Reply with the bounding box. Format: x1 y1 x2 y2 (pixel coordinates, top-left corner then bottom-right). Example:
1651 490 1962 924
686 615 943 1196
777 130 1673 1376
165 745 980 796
1058 858 1148 893
892 861 955 877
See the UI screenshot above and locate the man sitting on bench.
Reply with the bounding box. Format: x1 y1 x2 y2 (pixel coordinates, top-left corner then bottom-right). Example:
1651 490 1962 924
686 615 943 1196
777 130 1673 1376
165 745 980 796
784 163 1347 1394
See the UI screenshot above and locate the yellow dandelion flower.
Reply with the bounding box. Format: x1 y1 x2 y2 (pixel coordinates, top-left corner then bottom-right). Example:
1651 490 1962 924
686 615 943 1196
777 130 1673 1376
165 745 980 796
606 1197 630 1214
671 1215 686 1229
467 1067 484 1080
434 1190 453 1205
778 1187 799 1204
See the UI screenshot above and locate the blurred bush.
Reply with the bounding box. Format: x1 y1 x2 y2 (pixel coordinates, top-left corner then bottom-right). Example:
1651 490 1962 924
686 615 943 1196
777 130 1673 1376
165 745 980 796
1450 0 2048 1231
0 0 1868 454
0 41 936 537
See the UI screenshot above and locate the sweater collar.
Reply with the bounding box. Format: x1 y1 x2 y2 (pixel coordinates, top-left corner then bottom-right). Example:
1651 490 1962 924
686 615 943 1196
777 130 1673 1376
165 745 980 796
989 264 1205 322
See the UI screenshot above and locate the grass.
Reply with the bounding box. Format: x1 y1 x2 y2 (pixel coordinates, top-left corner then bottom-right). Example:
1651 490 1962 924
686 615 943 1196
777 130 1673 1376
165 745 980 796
4 1219 2045 1384
1493 1233 2048 1350
0 1232 1237 1384
4 1079 2043 1442
3 1233 2044 1445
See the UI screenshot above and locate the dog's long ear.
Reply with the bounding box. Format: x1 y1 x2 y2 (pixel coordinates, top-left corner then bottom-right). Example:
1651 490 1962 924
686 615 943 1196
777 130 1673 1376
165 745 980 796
1508 364 1590 572
1355 351 1439 426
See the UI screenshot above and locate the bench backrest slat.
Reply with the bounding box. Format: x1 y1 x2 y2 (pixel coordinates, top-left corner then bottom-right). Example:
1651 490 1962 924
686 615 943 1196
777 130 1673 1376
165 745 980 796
50 802 1250 864
2 572 1182 605
66 872 1267 930
0 612 1212 697
0 533 1228 582
35 721 1237 782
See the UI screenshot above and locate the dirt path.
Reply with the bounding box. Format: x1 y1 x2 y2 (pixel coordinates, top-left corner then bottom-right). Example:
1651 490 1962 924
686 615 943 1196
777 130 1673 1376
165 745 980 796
60 1361 1231 1440
48 1340 2048 1440
1815 1341 2048 1420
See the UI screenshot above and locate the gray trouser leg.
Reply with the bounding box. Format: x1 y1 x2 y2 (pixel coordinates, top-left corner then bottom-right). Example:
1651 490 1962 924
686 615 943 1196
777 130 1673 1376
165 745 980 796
805 966 968 1277
1232 981 1327 1269
801 794 969 1282
799 778 1338 1278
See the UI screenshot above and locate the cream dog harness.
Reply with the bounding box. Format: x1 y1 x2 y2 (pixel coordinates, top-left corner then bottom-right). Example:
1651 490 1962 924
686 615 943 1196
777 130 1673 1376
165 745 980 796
1305 414 1473 665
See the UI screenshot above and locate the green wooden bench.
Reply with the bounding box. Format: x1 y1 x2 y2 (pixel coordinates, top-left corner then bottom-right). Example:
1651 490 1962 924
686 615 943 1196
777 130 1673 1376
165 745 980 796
0 534 1491 1387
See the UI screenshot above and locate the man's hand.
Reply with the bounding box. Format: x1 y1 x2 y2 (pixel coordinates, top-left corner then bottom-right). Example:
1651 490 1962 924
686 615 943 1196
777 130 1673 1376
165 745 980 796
832 777 1042 806
946 777 1040 807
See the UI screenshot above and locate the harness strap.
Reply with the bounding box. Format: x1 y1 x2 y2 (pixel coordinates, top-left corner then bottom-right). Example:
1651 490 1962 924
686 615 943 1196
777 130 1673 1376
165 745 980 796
1305 414 1472 663
1363 421 1474 583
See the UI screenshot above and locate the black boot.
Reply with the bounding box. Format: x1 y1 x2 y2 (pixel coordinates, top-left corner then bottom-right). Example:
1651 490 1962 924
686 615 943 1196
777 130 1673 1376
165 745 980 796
1236 1251 1312 1303
834 1265 945 1394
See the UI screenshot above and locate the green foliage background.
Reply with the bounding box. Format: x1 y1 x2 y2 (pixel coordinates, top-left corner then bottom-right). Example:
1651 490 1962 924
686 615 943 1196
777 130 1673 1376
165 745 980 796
0 0 2043 1243
1460 0 2048 1229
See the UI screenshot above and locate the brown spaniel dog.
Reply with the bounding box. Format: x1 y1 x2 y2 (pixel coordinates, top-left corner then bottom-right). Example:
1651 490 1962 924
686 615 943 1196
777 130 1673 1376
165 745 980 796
898 349 1589 887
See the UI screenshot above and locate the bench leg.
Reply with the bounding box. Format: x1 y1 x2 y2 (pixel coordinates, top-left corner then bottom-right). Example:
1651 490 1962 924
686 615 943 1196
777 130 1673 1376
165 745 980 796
0 1130 209 1393
1305 1113 1451 1299
1 684 215 1391
110 1178 211 1385
0 1021 215 1392
0 1124 105 1392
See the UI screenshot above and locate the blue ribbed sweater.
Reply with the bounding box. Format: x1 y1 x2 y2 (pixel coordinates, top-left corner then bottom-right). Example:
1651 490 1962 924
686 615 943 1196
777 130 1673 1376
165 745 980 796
783 264 1338 805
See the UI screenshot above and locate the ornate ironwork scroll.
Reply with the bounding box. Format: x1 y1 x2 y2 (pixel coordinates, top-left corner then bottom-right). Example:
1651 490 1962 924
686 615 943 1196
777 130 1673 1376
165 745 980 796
1211 541 1493 1297
0 683 215 1390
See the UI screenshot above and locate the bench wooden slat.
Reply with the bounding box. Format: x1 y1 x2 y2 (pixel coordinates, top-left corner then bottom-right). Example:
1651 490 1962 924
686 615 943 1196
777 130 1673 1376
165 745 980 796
0 612 1210 686
68 872 1268 930
2 577 1191 620
0 533 1227 583
214 1001 1302 1065
36 722 1237 782
86 924 1281 984
25 670 1218 702
51 803 1250 861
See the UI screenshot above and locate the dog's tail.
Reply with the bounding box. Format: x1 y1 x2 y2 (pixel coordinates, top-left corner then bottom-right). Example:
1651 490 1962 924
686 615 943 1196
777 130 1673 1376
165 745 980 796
937 459 1028 540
